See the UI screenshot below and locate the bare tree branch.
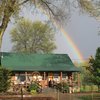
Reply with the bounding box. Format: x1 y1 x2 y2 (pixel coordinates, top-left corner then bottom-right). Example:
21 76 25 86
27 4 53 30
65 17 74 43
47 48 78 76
19 0 30 6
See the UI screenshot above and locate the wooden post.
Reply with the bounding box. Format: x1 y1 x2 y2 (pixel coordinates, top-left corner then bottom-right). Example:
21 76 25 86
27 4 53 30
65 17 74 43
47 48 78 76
44 72 46 80
77 72 80 92
60 72 62 82
21 86 23 100
25 72 28 87
68 72 72 93
68 72 72 84
25 72 28 82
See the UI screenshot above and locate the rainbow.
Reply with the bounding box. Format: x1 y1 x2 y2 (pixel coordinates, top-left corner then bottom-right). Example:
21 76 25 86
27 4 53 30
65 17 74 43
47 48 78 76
53 22 84 62
36 7 84 62
59 27 84 62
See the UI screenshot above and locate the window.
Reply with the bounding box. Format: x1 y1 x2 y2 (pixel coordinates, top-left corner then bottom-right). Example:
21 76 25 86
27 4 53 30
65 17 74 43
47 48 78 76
62 73 67 78
54 73 59 78
18 75 26 82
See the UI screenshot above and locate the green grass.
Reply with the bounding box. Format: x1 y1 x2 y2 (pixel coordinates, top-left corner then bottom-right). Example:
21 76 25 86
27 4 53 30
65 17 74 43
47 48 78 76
80 85 98 92
78 94 100 100
79 96 92 100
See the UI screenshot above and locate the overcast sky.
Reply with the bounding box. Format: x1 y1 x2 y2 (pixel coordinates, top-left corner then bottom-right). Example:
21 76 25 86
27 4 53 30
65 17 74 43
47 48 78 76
1 5 100 62
55 9 100 62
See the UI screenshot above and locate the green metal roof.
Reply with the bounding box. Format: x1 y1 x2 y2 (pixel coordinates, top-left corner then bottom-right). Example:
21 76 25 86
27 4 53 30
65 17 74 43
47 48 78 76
1 52 80 72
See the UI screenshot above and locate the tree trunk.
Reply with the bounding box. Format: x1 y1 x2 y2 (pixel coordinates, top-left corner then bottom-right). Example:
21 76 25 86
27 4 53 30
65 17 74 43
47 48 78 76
0 15 11 49
0 0 16 49
0 29 4 49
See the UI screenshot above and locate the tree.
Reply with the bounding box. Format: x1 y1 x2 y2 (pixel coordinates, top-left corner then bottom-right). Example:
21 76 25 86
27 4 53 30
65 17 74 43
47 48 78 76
74 61 95 92
0 0 70 48
88 47 100 91
10 19 56 53
0 67 11 92
78 61 93 85
0 0 100 49
77 0 100 19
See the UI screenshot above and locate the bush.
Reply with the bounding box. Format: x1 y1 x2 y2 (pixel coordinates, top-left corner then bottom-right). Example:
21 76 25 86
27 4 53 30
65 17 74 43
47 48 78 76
0 68 11 92
28 82 42 94
56 82 69 93
30 89 37 94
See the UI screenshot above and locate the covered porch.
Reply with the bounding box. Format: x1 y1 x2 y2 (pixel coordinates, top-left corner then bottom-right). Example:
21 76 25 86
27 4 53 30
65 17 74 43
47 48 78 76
11 71 80 93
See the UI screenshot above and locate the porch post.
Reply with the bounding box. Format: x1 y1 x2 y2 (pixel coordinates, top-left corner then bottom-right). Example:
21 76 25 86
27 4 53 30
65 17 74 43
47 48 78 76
60 72 62 82
25 72 28 83
77 72 80 92
68 72 72 93
44 72 46 80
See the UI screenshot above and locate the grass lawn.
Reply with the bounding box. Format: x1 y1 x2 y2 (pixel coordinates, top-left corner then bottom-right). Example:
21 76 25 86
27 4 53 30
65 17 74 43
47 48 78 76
77 93 100 100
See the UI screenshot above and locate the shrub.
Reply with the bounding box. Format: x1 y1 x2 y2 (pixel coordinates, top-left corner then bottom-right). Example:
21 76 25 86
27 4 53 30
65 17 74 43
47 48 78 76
0 68 11 92
30 89 37 94
56 82 69 93
28 82 42 94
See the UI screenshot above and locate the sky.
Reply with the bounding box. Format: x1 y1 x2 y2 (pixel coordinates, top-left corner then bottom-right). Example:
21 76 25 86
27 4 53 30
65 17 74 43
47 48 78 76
55 10 100 62
1 5 100 62
67 13 100 61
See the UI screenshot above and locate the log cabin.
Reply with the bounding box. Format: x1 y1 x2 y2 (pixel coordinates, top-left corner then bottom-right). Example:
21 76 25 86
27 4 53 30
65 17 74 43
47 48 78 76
0 52 81 93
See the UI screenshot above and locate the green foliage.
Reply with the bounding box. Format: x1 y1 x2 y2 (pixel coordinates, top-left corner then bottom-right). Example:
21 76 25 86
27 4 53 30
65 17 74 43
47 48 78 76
28 83 39 91
88 47 100 90
10 19 56 53
77 61 94 86
0 67 11 92
77 49 100 92
78 0 100 18
0 0 70 48
56 82 69 93
80 85 98 92
82 66 94 85
0 0 100 49
0 0 21 47
30 89 37 94
61 82 69 93
28 82 41 94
